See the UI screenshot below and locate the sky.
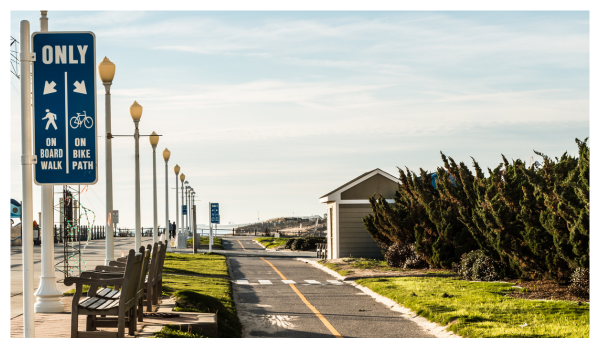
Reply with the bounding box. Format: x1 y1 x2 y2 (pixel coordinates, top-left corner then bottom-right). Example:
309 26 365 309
8 10 590 229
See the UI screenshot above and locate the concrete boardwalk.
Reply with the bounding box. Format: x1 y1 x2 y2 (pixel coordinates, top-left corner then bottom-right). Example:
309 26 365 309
224 236 438 338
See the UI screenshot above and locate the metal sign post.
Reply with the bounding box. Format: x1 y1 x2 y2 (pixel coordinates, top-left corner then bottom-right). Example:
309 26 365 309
208 202 212 253
192 205 197 254
210 203 219 243
20 19 35 338
32 31 97 185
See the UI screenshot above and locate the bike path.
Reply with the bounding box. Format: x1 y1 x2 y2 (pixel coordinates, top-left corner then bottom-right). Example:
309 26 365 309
224 237 437 338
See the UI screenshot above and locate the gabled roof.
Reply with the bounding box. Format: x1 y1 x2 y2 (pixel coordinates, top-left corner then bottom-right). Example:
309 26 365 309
319 168 399 202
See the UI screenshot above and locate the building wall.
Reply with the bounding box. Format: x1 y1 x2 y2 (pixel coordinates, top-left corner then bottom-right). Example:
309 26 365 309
338 204 383 258
340 174 397 200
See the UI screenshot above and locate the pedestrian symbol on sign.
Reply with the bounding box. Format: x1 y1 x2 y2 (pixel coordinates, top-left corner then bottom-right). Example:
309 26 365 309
42 109 58 130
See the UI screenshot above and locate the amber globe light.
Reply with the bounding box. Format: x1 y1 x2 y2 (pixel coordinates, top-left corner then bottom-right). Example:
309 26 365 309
180 173 185 182
163 148 171 161
98 56 116 83
130 101 143 121
149 131 159 147
174 164 180 174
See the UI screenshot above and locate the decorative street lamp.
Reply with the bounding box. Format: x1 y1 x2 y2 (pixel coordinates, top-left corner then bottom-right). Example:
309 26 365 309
98 56 116 264
174 164 180 236
130 101 143 250
188 187 193 235
178 173 186 248
149 131 159 243
184 182 190 235
163 148 171 244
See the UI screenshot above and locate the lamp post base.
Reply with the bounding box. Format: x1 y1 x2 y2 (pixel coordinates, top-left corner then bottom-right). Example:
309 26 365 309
34 277 64 313
176 232 187 249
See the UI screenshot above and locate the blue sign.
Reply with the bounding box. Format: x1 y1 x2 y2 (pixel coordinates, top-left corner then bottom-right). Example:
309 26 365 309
32 32 97 185
182 205 187 215
10 199 21 218
210 203 220 224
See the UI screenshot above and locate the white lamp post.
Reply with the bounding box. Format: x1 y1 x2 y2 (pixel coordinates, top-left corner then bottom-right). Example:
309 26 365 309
34 10 64 314
98 56 116 264
130 101 143 250
185 183 190 235
178 173 186 248
149 131 159 243
174 164 180 233
163 149 171 243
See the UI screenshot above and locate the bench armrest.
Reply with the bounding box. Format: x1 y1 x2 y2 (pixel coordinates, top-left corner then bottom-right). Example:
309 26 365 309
64 276 124 287
109 261 126 267
92 265 125 273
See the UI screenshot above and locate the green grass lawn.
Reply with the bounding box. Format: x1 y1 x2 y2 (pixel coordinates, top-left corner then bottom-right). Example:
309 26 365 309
255 237 289 249
163 252 229 276
152 325 209 338
357 277 589 338
318 260 353 276
162 274 241 338
63 284 90 296
187 236 224 250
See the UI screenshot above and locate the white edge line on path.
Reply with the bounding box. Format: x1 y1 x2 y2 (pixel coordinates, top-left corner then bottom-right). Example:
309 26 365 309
296 258 463 338
252 240 267 249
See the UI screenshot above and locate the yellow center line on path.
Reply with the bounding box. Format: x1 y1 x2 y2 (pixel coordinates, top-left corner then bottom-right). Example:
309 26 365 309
260 257 343 338
237 240 246 251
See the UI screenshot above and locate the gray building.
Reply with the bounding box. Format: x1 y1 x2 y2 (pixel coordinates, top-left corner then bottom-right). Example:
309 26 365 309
319 169 399 259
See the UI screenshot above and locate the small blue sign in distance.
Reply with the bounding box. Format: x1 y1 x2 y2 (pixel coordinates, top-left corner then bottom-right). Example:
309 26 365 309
32 32 97 185
182 205 187 215
211 203 219 224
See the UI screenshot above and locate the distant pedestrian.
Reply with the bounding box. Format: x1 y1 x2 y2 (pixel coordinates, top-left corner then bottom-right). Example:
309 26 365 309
168 221 173 239
171 221 176 239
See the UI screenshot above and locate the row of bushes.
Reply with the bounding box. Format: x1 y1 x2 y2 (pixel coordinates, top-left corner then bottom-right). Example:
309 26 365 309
364 138 589 283
284 237 326 251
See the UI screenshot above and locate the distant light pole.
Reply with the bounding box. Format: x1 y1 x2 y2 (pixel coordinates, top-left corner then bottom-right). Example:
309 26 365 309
130 101 143 250
149 131 159 243
191 190 197 253
185 182 190 235
98 56 116 264
163 149 171 241
174 164 180 237
178 173 186 248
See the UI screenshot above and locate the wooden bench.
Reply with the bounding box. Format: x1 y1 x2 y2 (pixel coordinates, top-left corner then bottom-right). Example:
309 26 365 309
64 246 149 338
93 244 152 322
96 241 167 314
146 241 167 311
317 242 327 259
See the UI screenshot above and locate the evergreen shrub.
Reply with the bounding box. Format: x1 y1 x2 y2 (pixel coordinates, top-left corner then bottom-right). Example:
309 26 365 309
291 239 304 251
284 239 294 249
568 267 589 298
384 243 428 269
363 138 589 283
457 250 506 281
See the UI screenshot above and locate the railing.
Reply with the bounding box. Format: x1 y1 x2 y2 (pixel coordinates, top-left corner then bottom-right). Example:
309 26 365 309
316 242 327 259
52 225 107 244
231 228 326 238
113 227 167 238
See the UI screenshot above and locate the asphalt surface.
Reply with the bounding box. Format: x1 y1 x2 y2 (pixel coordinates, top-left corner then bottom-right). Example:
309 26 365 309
224 236 437 338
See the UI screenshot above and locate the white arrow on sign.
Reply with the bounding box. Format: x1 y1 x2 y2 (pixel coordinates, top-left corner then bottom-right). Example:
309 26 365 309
43 81 57 95
73 80 87 94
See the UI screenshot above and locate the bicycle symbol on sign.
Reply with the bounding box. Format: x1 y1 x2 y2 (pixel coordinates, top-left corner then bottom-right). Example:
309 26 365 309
69 111 94 129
